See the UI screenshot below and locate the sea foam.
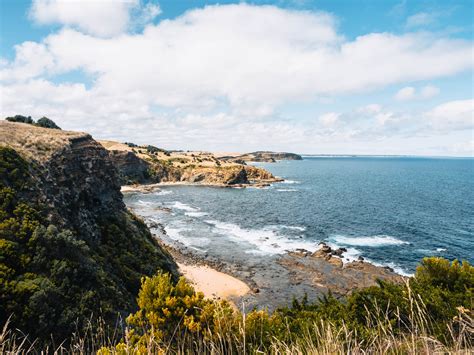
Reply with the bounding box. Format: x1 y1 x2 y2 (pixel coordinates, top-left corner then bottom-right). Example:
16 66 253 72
155 189 173 196
330 234 409 247
204 220 314 255
280 180 300 184
171 201 199 212
185 211 208 217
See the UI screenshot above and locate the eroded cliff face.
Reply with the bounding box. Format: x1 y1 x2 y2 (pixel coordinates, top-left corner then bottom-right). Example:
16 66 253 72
108 150 151 185
38 135 125 240
104 143 282 186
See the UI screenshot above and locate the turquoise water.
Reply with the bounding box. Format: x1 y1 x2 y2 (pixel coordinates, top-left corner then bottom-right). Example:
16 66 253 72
124 157 474 275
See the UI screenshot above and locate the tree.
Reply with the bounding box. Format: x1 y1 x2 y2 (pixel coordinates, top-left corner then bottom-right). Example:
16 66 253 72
36 117 61 129
5 115 34 124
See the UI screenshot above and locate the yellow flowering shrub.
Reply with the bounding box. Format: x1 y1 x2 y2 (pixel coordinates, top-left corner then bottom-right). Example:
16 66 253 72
123 272 235 349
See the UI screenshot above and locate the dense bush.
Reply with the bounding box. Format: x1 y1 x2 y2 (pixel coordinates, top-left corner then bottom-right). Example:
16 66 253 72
5 115 33 124
146 145 168 154
36 116 61 129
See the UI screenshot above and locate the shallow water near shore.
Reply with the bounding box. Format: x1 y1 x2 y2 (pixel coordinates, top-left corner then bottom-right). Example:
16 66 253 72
124 156 474 276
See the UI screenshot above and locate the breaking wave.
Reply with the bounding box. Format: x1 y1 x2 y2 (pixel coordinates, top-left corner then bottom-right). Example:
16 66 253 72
330 235 409 247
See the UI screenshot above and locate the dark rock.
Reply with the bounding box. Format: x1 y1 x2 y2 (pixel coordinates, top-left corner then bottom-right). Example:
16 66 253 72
321 245 332 253
225 167 248 185
147 221 160 229
108 150 150 185
332 248 344 256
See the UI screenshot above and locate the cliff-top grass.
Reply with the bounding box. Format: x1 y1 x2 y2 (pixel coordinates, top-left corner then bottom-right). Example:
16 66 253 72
0 120 88 162
99 139 243 169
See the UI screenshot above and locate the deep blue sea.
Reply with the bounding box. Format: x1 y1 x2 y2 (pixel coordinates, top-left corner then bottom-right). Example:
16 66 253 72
124 157 474 275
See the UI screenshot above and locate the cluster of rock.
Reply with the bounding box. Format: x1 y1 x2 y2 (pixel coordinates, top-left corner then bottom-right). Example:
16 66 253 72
278 243 405 300
313 243 347 257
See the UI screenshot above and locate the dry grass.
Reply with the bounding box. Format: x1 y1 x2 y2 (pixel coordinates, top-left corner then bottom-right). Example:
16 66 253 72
98 139 243 169
2 287 472 355
0 121 87 162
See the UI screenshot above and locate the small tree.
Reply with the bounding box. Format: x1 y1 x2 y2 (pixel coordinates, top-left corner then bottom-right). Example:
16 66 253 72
36 117 61 129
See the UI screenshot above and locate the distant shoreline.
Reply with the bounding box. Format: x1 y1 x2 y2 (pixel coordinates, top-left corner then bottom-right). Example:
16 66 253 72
300 154 474 159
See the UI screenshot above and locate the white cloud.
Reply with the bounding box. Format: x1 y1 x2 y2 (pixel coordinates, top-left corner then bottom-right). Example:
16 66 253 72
425 99 474 130
359 104 382 114
0 78 471 155
319 112 339 126
406 12 437 28
395 85 440 101
29 0 161 37
395 86 416 100
3 5 471 104
0 41 55 81
420 85 440 98
135 2 162 25
1 4 473 155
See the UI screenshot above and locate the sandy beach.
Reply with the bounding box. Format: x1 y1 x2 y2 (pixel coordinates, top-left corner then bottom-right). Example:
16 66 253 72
178 262 250 303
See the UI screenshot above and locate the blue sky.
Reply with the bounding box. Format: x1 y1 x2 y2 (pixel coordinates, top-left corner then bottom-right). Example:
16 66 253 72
0 0 473 155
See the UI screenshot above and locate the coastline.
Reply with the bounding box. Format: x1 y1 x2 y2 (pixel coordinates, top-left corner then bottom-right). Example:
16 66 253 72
120 179 283 193
145 214 406 311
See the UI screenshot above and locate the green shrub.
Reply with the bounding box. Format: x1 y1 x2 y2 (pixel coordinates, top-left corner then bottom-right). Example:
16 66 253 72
117 272 235 351
36 117 61 129
5 115 34 124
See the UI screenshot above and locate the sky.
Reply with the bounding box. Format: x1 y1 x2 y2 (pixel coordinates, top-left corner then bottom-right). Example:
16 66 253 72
0 0 473 156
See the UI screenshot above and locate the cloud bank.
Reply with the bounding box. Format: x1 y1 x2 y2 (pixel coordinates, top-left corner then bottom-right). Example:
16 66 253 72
1 3 473 155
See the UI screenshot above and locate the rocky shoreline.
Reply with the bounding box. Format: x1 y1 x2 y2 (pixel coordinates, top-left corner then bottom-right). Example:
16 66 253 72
121 178 283 193
142 215 406 311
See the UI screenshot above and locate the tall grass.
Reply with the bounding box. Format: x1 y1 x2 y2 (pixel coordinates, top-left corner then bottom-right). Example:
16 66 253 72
1 281 472 354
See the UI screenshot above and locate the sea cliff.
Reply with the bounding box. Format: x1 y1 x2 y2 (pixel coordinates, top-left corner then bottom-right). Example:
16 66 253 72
0 121 178 343
99 140 283 187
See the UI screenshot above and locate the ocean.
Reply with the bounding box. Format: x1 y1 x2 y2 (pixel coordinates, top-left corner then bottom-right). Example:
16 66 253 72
123 156 474 276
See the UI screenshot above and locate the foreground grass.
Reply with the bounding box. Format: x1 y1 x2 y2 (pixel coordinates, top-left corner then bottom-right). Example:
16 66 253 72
1 257 473 354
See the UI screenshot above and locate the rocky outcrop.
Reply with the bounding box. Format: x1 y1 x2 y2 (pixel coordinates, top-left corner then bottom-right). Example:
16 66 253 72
103 144 282 187
279 245 405 296
108 150 151 184
244 165 280 182
37 135 125 241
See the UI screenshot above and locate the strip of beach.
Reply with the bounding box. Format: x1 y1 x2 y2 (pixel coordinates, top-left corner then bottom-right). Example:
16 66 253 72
178 263 250 302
